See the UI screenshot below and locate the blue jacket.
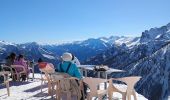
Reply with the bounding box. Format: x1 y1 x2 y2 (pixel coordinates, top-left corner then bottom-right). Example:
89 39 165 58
57 61 82 79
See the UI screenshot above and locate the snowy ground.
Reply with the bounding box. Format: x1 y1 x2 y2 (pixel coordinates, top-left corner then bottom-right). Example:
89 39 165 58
0 74 147 100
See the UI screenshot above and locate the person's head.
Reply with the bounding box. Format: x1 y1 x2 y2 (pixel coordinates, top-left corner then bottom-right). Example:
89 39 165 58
17 54 24 61
10 52 16 60
61 52 74 62
38 58 43 63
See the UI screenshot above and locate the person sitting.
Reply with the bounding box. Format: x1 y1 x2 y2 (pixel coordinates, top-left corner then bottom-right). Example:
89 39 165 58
37 58 55 74
5 52 16 67
14 54 29 81
4 53 17 81
71 53 81 65
57 52 82 79
56 52 88 100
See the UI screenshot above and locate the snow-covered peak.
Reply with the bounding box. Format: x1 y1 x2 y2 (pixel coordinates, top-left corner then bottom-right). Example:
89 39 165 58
0 40 16 46
140 23 170 43
167 23 170 29
98 36 120 44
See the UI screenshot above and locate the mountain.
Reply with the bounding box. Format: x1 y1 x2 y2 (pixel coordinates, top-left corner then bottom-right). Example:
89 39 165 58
0 42 60 72
42 36 136 61
85 23 170 100
0 36 135 72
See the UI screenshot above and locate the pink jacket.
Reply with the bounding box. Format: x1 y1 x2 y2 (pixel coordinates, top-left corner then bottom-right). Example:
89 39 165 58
14 59 29 73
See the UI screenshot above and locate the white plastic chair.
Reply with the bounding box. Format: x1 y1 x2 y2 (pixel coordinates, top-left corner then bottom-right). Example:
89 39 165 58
11 65 28 81
83 77 108 100
108 76 141 100
0 71 10 96
51 73 82 100
39 68 55 96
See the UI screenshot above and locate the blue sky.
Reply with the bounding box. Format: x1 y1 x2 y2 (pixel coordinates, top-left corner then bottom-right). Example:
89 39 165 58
0 0 170 43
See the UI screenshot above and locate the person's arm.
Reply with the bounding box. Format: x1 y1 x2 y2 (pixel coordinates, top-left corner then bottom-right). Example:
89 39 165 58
22 60 27 68
73 64 82 79
56 64 61 72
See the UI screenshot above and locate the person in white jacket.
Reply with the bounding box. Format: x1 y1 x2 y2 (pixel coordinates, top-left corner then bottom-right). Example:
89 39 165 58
71 53 80 65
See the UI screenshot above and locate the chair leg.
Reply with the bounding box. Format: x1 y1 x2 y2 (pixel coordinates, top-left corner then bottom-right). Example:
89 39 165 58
16 74 20 81
87 94 92 100
41 80 43 93
48 82 52 95
58 91 61 100
67 92 71 100
127 94 131 100
108 92 113 100
98 95 103 100
5 81 10 96
133 91 137 100
122 94 126 100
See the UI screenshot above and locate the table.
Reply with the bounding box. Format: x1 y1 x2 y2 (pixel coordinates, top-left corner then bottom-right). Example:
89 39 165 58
30 62 37 81
78 65 125 89
78 65 125 78
98 68 126 78
77 65 95 77
31 63 35 81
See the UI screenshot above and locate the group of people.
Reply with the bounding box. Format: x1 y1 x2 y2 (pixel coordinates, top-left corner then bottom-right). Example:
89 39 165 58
3 52 85 99
4 53 30 81
38 52 82 79
38 52 86 100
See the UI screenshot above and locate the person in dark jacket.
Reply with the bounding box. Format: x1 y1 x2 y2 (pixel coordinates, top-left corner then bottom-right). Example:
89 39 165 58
5 52 16 66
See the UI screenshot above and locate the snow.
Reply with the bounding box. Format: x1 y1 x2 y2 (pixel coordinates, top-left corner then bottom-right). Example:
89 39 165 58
42 54 55 59
100 38 109 43
127 38 140 47
0 73 147 100
155 34 162 39
0 41 16 46
167 29 170 33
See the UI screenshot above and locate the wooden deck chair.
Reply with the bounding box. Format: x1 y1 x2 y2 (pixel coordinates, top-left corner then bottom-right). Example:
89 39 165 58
0 71 10 96
108 76 141 100
83 77 108 100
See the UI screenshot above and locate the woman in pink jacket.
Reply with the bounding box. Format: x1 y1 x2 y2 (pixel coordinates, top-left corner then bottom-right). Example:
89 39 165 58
14 54 30 81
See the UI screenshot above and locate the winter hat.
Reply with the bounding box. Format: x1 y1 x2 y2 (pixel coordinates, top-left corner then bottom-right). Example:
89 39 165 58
61 52 73 61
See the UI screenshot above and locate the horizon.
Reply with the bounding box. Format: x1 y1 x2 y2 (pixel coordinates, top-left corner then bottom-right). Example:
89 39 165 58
0 35 137 44
0 0 170 43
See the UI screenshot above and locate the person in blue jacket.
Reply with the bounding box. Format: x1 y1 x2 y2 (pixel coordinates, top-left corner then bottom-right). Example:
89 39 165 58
56 52 87 99
57 52 82 79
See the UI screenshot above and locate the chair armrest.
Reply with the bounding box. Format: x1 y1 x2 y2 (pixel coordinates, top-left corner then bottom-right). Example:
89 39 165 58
11 65 26 73
2 65 15 75
0 71 10 82
109 76 141 91
68 77 79 80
